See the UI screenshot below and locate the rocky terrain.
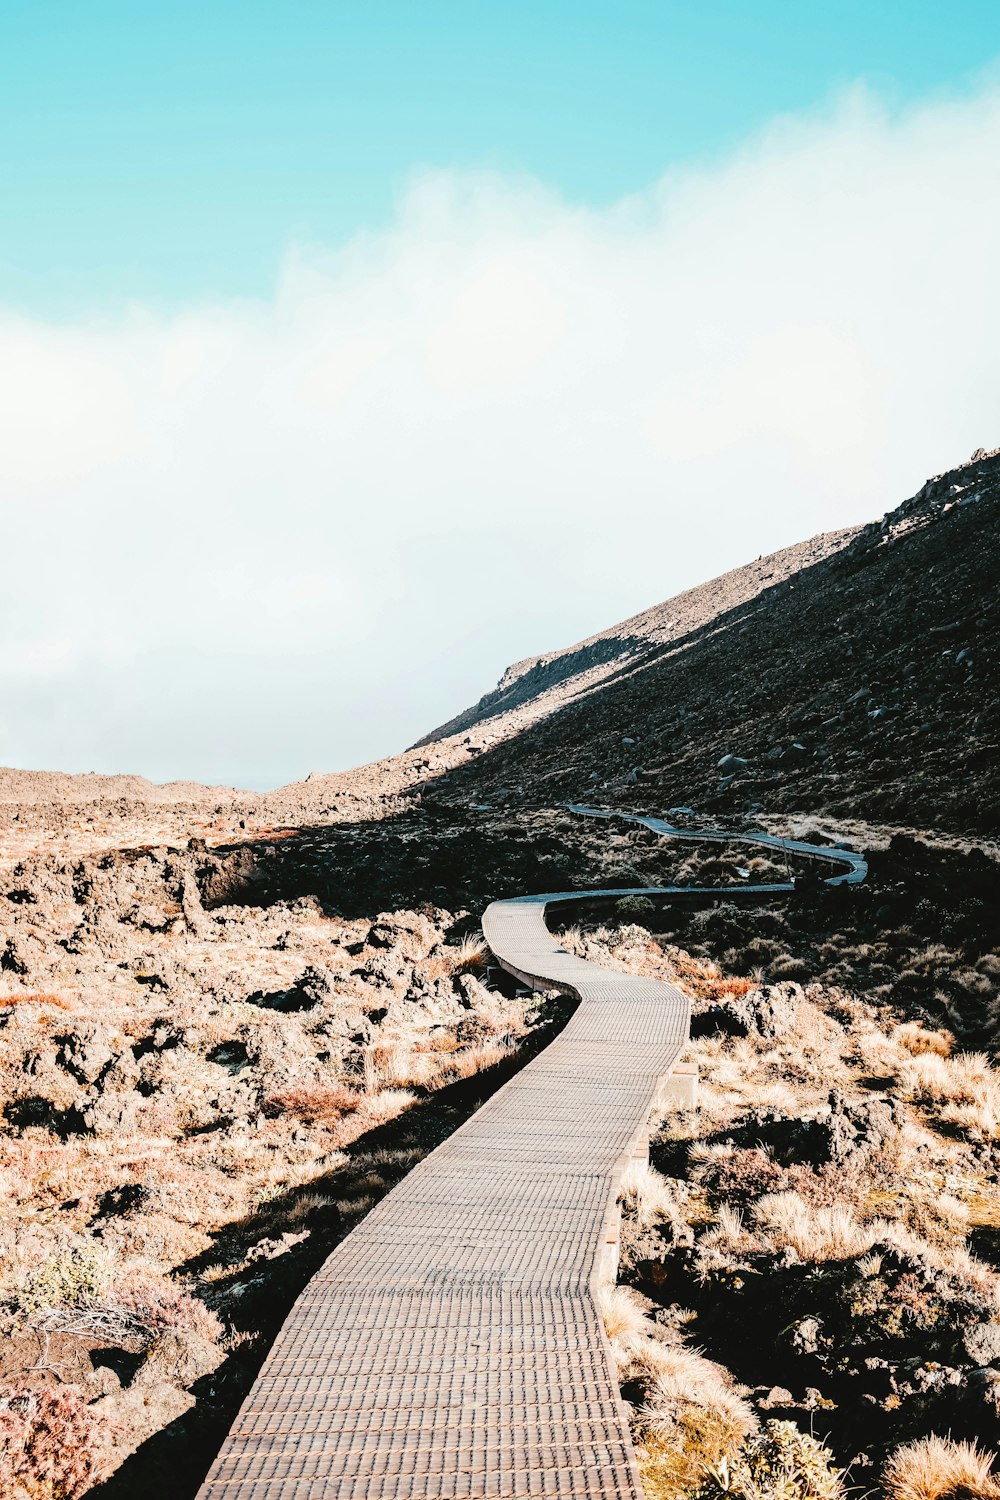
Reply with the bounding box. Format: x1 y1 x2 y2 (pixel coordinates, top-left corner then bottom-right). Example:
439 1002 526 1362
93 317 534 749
421 446 1000 839
1 445 998 1499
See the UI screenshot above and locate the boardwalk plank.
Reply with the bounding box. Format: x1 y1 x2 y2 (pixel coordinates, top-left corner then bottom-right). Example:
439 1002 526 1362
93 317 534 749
197 809 865 1499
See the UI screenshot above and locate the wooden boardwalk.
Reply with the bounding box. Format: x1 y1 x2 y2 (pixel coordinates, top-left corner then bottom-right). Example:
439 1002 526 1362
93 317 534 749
197 809 865 1499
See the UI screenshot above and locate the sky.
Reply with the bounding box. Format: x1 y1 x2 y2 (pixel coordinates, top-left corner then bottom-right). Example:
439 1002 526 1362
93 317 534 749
2 2 1000 787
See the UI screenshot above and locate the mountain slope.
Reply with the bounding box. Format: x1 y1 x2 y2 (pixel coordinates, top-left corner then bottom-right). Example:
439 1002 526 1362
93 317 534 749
428 447 1000 836
414 528 856 749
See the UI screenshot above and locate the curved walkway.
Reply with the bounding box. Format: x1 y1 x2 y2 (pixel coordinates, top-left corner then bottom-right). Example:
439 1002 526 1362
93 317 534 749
197 808 865 1500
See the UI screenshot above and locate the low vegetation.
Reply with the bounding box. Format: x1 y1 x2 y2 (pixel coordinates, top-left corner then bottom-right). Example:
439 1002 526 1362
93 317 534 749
575 879 1000 1497
3 772 999 1498
0 827 568 1496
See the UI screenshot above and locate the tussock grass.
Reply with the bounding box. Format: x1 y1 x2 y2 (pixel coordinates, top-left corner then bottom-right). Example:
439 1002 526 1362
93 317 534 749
618 1160 688 1231
596 1284 650 1345
893 1022 954 1058
360 1088 416 1126
883 1436 1000 1500
449 934 488 973
264 1084 362 1124
598 1280 755 1496
898 1051 1000 1139
752 1192 878 1262
0 990 77 1012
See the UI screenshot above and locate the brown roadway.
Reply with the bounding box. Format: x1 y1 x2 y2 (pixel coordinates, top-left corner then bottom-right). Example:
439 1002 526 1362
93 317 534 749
197 807 866 1499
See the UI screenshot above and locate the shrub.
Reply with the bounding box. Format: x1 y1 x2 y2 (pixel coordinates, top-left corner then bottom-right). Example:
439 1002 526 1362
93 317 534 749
690 1145 787 1207
111 1275 223 1344
638 1409 749 1500
19 1245 111 1316
616 896 656 921
0 1385 114 1499
883 1436 1000 1500
696 1420 843 1500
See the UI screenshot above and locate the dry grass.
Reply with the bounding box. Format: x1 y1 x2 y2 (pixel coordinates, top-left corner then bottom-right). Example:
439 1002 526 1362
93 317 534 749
449 934 488 973
619 1160 691 1236
641 1346 756 1440
363 1042 440 1090
284 1191 335 1224
431 1040 514 1085
597 1281 755 1496
698 1193 881 1270
264 1084 362 1124
898 1052 1000 1139
423 933 488 982
893 1022 954 1058
0 990 77 1011
883 1436 1000 1500
596 1284 650 1345
359 1088 416 1126
752 1192 878 1262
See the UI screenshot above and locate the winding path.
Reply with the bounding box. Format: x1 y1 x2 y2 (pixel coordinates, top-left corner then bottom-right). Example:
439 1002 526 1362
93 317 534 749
197 808 865 1500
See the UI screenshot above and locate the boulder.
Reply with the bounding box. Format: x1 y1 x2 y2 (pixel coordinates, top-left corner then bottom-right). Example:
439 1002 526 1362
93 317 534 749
790 1317 825 1355
963 1322 1000 1366
959 1367 1000 1440
80 1090 140 1136
58 1025 115 1085
136 1329 223 1389
706 983 801 1039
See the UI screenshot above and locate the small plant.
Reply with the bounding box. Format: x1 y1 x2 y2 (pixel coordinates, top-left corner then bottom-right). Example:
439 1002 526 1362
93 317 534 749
696 1420 843 1500
19 1244 111 1316
616 895 656 921
111 1275 223 1343
0 1385 114 1499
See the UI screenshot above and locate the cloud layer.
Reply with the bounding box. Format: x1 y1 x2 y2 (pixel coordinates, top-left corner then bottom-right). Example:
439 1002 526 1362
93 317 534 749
3 81 999 787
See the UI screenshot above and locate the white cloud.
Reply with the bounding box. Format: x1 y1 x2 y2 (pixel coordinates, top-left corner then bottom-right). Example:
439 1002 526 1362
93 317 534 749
1 82 999 787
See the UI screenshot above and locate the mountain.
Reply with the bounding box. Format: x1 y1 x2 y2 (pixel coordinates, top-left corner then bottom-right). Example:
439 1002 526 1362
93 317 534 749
421 445 1000 836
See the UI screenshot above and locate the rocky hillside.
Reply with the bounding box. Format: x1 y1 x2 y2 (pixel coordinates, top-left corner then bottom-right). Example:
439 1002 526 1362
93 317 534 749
425 447 1000 837
414 527 855 749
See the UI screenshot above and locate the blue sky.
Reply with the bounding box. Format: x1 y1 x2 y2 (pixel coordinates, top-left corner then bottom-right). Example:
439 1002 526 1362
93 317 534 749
2 5 1000 785
3 1 999 314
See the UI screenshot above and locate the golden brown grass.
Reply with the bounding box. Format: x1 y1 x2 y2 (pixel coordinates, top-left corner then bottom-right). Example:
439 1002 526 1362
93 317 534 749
264 1084 362 1123
596 1282 755 1492
752 1192 878 1262
0 990 77 1011
883 1436 1000 1500
893 1022 954 1058
898 1052 1000 1139
618 1160 691 1235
